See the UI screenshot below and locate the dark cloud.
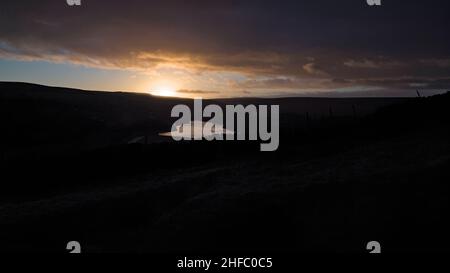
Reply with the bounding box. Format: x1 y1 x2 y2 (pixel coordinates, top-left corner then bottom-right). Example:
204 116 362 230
1 0 450 93
353 77 450 90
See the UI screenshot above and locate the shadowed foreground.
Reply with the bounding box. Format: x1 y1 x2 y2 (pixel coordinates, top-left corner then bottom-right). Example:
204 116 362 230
0 83 449 253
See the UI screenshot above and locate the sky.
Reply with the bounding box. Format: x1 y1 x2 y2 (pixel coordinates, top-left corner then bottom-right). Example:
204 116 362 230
0 0 450 98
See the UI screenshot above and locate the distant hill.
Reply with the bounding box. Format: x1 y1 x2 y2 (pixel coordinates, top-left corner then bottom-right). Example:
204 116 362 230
0 82 185 157
0 82 409 158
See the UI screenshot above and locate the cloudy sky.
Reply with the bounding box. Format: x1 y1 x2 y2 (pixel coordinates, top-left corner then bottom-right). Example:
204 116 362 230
1 0 449 97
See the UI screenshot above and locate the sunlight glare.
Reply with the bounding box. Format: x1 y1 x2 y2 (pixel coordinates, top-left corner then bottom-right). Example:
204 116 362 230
150 83 177 97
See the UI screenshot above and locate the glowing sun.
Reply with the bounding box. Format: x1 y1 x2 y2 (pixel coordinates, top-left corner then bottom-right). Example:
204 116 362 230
150 84 178 97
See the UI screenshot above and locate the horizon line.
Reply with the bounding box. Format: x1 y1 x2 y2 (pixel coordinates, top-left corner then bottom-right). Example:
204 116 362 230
0 81 446 100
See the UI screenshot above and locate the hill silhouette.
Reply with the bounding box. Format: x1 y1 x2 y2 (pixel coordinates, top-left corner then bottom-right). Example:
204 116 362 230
0 82 406 157
0 82 449 253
